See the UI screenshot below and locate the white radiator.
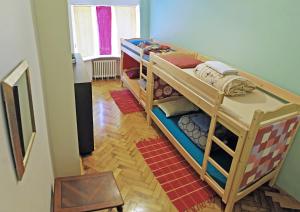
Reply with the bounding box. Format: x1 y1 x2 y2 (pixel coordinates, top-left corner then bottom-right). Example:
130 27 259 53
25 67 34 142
93 59 118 79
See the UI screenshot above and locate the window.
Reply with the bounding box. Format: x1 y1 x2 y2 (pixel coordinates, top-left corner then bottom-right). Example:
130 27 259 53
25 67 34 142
71 5 140 59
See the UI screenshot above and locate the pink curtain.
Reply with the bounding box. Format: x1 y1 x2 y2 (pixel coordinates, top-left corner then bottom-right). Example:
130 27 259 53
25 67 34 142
96 6 112 55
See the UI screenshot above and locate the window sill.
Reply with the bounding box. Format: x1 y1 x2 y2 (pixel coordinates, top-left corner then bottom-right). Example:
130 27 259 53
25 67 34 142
82 55 120 62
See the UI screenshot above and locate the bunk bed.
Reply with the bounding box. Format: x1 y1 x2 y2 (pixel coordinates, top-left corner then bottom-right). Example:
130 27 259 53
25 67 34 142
120 38 185 108
146 52 300 212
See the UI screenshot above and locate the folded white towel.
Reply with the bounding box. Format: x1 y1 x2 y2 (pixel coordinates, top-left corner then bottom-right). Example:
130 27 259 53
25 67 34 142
205 61 237 75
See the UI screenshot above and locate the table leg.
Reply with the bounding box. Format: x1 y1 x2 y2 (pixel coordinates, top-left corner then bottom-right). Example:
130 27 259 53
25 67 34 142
117 206 123 212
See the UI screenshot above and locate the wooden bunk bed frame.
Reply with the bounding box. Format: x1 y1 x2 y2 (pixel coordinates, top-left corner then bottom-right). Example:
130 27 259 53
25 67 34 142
146 52 300 212
120 38 191 108
120 38 147 107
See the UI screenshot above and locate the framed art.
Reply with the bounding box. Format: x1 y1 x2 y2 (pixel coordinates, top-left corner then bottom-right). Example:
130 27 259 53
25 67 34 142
2 60 36 180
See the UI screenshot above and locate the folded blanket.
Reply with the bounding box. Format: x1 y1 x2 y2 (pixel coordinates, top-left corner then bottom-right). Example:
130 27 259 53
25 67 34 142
194 64 256 96
205 61 238 75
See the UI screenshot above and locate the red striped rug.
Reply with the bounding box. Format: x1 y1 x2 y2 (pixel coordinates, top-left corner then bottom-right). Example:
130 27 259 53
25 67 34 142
110 89 143 114
136 137 215 212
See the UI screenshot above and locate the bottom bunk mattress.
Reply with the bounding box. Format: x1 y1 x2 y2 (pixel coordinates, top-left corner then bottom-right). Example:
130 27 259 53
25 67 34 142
152 107 231 188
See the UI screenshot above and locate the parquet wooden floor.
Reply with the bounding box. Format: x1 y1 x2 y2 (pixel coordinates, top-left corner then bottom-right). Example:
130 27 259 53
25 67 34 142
82 80 297 212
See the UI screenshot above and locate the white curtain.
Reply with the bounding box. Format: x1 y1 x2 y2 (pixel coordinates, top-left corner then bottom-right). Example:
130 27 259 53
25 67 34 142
73 6 97 57
112 6 140 56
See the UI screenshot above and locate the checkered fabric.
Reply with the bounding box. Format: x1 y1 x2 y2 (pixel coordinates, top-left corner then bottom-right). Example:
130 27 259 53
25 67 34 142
240 116 300 190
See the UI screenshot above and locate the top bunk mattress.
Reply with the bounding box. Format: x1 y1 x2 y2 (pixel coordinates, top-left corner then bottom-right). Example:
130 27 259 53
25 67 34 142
182 68 285 127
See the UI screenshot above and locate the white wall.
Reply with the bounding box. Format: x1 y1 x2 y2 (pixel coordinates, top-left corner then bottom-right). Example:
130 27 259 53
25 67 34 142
0 0 54 211
32 0 81 177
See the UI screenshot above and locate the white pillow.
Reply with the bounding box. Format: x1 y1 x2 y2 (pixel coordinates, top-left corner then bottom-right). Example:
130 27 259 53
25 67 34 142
158 97 199 117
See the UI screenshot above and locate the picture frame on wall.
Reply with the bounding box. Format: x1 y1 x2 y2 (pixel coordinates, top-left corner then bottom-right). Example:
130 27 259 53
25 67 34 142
2 60 36 180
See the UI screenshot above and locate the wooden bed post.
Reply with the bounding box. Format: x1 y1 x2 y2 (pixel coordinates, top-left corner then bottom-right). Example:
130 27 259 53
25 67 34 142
120 51 124 87
139 58 143 80
146 59 155 126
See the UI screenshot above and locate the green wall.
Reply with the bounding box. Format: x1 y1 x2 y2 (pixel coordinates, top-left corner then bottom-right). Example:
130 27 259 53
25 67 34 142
140 0 150 38
149 0 300 200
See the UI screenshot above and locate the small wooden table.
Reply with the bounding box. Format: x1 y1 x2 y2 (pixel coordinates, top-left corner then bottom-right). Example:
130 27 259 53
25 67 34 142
54 172 124 212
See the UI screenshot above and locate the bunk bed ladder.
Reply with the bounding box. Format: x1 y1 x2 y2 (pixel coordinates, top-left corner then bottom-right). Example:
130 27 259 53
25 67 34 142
201 113 245 203
201 114 220 179
146 61 155 125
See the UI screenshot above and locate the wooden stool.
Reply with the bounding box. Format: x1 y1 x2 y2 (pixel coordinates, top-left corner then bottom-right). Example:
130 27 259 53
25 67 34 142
54 172 124 212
